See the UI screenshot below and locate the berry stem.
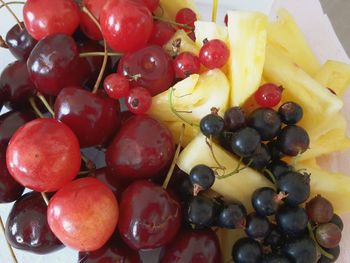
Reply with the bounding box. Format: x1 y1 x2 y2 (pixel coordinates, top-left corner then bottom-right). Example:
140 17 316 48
0 0 23 30
162 123 185 189
0 216 19 263
205 136 225 170
29 97 44 118
307 222 334 260
262 168 277 185
37 93 55 116
0 1 25 9
79 51 122 58
211 0 218 22
216 158 252 179
41 192 49 205
0 35 9 48
81 6 108 94
153 15 194 30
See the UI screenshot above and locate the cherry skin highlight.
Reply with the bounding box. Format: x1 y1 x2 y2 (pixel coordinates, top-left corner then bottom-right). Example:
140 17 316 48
23 0 80 40
199 39 230 69
6 118 81 192
47 178 119 251
126 86 152 115
103 73 130 99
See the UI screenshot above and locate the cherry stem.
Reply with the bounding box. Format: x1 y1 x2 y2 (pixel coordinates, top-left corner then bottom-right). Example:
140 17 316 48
205 136 225 170
0 216 19 263
0 35 8 48
211 0 218 23
81 154 95 172
0 0 23 30
0 1 25 9
262 168 277 185
29 97 44 118
37 93 55 117
41 192 49 206
307 222 334 260
81 6 108 94
168 87 199 127
79 52 122 58
153 15 194 31
162 123 185 189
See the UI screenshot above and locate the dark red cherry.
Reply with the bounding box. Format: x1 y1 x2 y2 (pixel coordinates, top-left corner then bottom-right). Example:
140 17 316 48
160 229 222 263
148 21 176 47
5 22 37 60
5 191 63 254
118 180 181 250
0 61 36 109
118 45 175 96
27 34 82 96
54 87 121 148
89 167 121 197
80 0 104 40
78 234 141 263
106 115 174 180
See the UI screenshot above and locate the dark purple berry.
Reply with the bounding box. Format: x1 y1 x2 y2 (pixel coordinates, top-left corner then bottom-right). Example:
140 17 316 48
278 101 303 125
248 108 281 141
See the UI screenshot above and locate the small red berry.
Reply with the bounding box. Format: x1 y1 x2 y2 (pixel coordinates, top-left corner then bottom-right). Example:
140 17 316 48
199 39 230 69
126 87 152 115
173 52 200 79
148 21 176 46
254 83 283 108
175 8 197 32
103 73 130 99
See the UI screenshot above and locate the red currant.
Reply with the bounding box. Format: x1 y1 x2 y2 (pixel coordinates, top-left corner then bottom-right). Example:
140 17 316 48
142 0 160 12
173 52 200 79
199 39 230 69
175 8 197 32
254 83 283 108
104 73 130 99
148 21 176 46
126 87 152 115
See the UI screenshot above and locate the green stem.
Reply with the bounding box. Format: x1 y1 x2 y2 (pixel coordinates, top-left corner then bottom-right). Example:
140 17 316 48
79 52 122 58
37 93 54 116
307 223 334 260
29 97 44 118
0 0 23 29
217 158 252 179
0 1 25 9
262 168 277 185
41 192 49 205
211 0 218 23
153 15 194 30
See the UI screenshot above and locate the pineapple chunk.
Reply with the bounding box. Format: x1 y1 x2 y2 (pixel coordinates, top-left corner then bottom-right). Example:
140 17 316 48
163 121 198 146
268 9 320 75
163 30 199 56
217 229 246 263
147 69 230 124
177 134 274 210
158 0 198 21
227 11 268 107
263 44 343 139
313 60 350 96
194 21 228 46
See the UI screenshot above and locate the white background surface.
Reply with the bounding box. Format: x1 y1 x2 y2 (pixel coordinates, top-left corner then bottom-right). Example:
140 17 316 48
1 0 350 262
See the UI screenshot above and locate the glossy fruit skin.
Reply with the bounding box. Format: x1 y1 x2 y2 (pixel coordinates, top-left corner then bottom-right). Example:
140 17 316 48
262 254 291 263
199 39 230 69
224 107 246 132
48 178 119 251
200 113 225 139
305 195 334 224
230 127 261 157
100 0 153 52
266 160 291 181
267 140 285 160
245 213 271 239
244 143 271 170
264 224 283 248
126 86 152 115
6 118 81 192
252 187 279 216
5 22 37 60
142 0 160 12
189 164 215 192
330 214 343 231
160 229 222 263
106 115 174 180
232 237 262 263
118 180 181 250
89 167 121 198
186 195 216 228
315 223 342 249
318 246 340 263
276 206 308 237
254 83 283 108
175 8 197 32
103 73 130 99
173 52 201 79
278 101 303 125
149 21 176 46
54 88 121 148
248 108 281 141
0 61 36 108
276 125 310 156
78 235 141 263
118 45 175 96
282 237 317 263
80 0 104 40
27 34 82 96
23 0 80 40
5 192 63 254
217 202 247 229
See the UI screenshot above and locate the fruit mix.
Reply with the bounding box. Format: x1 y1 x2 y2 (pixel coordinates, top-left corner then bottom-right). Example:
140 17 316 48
0 0 350 263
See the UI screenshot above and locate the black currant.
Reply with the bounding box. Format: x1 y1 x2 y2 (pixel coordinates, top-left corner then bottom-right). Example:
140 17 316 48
330 214 344 231
232 237 262 263
282 236 317 263
248 108 281 141
243 143 271 170
264 224 284 248
217 202 247 229
200 111 225 138
245 212 271 239
224 106 246 131
230 127 261 157
186 195 215 228
305 195 334 224
315 223 342 248
262 254 291 263
266 160 292 181
252 187 280 216
276 205 308 237
189 164 215 195
318 246 340 263
267 140 285 160
276 125 310 156
278 101 303 125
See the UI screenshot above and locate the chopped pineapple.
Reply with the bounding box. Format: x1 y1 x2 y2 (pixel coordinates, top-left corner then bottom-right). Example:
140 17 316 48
177 134 274 210
263 44 343 139
147 69 230 124
217 228 246 263
268 9 320 75
163 30 199 56
227 11 268 107
194 21 228 46
313 60 350 96
163 121 199 146
158 0 199 21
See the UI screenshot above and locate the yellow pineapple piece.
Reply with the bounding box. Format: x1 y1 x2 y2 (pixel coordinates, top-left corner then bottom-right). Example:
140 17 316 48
268 9 320 75
147 69 230 124
163 30 199 56
158 0 198 21
313 60 350 96
217 228 246 263
163 121 198 146
177 134 274 210
263 44 343 139
227 11 268 107
194 21 228 46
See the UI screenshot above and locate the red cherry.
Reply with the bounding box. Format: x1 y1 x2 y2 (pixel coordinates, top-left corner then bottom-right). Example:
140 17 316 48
47 178 119 251
160 229 222 263
173 52 200 79
199 39 230 69
175 8 197 32
148 21 176 46
103 73 130 99
254 83 283 108
106 115 174 180
23 0 80 40
142 0 160 12
54 87 121 148
118 45 175 96
118 180 181 250
6 118 81 192
80 0 104 40
100 0 153 52
126 86 152 115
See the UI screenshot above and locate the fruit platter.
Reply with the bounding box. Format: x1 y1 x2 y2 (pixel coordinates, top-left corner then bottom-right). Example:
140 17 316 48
1 0 350 262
